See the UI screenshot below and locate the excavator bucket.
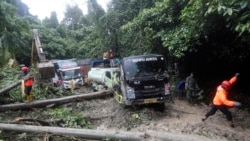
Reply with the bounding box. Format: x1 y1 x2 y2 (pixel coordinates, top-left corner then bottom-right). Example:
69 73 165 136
32 29 55 80
37 62 54 80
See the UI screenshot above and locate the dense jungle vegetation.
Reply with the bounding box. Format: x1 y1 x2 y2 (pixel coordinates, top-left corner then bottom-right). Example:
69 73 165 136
0 0 250 105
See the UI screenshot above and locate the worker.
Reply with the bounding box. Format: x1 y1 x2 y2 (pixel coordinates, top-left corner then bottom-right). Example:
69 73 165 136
109 49 115 67
177 80 185 99
185 72 200 103
202 73 241 128
21 65 34 102
103 50 110 67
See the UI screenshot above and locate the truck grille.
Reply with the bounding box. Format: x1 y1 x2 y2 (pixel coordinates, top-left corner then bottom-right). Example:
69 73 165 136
134 87 165 99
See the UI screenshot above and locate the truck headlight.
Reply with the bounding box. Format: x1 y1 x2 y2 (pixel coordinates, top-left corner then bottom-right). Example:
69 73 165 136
126 86 135 99
164 83 170 95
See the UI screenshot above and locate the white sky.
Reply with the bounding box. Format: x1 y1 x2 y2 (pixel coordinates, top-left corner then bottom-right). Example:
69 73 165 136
21 0 111 22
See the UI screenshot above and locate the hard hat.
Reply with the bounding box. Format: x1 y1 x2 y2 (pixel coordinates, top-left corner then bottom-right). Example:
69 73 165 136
19 64 25 68
221 80 231 89
21 66 29 72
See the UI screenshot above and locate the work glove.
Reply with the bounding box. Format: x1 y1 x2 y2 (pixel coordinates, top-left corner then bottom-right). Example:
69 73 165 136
235 73 240 77
234 101 242 108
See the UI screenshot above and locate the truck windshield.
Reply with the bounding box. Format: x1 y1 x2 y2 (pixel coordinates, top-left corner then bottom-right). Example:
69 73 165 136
61 69 81 80
124 56 167 80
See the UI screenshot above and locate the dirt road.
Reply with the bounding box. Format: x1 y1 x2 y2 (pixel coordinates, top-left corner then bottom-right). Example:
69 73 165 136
81 97 250 141
1 91 250 141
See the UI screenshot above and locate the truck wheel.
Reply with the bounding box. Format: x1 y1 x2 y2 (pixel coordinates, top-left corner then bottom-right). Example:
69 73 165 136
158 103 165 112
121 104 129 109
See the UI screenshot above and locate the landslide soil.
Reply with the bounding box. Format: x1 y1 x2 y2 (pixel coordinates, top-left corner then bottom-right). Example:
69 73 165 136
1 87 250 141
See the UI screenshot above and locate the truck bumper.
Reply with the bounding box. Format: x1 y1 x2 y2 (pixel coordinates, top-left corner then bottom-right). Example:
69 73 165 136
125 95 172 106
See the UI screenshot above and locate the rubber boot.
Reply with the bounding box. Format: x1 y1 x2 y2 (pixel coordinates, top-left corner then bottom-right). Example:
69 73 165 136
29 93 33 101
26 94 33 103
202 116 207 122
26 95 31 103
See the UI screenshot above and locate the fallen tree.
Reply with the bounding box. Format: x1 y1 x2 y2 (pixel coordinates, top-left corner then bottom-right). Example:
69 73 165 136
0 90 113 111
0 123 219 141
0 80 22 95
0 123 145 141
0 73 37 95
14 117 64 126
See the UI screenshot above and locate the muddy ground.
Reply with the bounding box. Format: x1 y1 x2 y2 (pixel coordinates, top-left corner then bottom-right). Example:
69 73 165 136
0 87 250 141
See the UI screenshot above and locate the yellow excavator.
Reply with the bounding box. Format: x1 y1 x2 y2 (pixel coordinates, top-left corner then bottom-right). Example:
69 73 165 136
31 29 54 80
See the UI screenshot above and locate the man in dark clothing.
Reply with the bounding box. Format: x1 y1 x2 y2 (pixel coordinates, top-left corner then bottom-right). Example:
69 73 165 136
185 72 200 103
177 80 185 99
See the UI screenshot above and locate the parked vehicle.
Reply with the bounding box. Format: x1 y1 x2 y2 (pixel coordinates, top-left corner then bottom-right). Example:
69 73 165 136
114 54 171 110
88 67 120 91
87 54 172 110
52 59 84 89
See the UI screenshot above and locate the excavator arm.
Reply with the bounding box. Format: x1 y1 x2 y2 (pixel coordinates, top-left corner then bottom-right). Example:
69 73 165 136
31 29 54 80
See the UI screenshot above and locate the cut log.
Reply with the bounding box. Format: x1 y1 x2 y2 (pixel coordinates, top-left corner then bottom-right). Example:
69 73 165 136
0 123 145 141
0 124 218 141
0 80 22 95
0 90 113 111
14 117 57 126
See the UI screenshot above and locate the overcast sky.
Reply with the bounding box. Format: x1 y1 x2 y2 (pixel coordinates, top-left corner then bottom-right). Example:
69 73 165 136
21 0 111 22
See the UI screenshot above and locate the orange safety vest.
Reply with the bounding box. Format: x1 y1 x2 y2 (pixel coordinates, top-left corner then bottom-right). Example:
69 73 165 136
213 76 237 107
24 77 34 87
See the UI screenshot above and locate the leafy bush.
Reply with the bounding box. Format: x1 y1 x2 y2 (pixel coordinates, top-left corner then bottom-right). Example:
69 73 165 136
48 108 91 129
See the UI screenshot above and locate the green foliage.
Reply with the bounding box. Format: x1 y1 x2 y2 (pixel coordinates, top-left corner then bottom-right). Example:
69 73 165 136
205 0 250 35
42 11 59 28
102 0 158 57
0 65 23 102
87 0 105 25
48 108 91 128
62 4 84 30
1 0 250 93
31 26 67 59
121 0 189 57
0 1 29 66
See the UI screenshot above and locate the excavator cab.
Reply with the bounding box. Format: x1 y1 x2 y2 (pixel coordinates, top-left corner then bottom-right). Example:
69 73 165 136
31 29 54 80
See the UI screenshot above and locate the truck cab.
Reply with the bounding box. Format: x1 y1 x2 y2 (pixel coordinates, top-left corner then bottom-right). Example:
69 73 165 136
52 59 84 89
114 54 171 110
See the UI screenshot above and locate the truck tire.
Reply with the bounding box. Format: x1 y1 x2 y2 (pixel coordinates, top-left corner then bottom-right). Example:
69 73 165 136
158 103 165 112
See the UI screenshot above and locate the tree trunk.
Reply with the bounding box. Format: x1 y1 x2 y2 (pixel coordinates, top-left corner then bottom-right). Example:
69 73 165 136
0 80 22 94
0 74 36 95
0 123 145 141
0 90 113 111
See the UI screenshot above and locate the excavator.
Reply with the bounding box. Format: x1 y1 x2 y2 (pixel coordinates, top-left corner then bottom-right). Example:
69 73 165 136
31 29 54 80
0 29 54 94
